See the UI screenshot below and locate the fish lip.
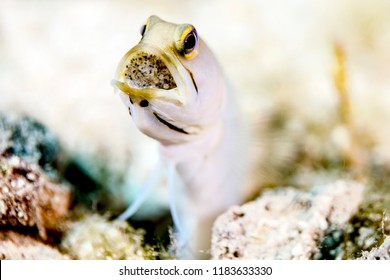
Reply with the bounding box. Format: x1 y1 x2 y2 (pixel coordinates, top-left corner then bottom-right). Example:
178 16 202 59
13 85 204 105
113 44 191 105
111 79 182 105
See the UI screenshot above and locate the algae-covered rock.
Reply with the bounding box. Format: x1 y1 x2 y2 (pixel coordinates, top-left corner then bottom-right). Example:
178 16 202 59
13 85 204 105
340 197 390 259
61 214 152 260
211 180 364 259
0 155 72 240
0 114 61 179
359 236 390 260
0 114 160 260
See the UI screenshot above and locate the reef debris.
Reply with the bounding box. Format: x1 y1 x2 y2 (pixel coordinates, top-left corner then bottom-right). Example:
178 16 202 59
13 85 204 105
0 155 72 240
211 180 364 259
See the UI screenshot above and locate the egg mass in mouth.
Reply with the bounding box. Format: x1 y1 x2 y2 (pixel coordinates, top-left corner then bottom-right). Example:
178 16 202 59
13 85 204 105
124 51 177 90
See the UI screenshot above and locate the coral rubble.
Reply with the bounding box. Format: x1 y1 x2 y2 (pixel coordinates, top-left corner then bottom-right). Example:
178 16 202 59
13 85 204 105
211 180 364 259
0 155 72 240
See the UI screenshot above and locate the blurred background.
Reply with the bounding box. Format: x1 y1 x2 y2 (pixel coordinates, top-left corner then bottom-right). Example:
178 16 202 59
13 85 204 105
1 0 390 217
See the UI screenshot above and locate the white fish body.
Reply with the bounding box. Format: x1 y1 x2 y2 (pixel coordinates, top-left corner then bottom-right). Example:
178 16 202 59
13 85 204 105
112 16 249 259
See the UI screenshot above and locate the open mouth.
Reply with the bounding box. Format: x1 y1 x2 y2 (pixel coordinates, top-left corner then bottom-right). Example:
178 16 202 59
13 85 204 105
117 51 189 134
125 51 186 132
114 49 191 135
124 51 177 90
113 48 185 105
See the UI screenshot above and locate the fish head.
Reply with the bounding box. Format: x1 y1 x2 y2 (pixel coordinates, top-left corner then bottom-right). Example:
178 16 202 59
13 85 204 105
112 15 225 145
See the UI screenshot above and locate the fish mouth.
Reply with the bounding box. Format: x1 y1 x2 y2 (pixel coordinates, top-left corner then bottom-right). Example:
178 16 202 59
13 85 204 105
124 51 177 90
112 44 187 106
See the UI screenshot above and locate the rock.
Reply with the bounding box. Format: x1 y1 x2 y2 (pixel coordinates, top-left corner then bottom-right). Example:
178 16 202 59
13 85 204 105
211 180 364 260
0 114 61 179
61 214 150 260
342 199 390 259
0 230 70 259
359 236 390 260
0 155 72 240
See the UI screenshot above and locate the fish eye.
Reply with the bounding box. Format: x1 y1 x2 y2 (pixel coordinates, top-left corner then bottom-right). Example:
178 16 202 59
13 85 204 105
182 29 198 55
140 24 146 36
175 25 199 59
140 17 152 37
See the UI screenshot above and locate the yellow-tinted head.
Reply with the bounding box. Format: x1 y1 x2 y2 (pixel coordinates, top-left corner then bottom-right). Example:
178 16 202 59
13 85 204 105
112 16 225 145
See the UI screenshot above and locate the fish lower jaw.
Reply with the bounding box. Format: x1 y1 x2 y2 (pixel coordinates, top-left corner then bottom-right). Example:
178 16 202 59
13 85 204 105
113 79 184 105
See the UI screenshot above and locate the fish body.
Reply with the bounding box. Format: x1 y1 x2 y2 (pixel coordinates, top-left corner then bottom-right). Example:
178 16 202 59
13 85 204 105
113 16 249 259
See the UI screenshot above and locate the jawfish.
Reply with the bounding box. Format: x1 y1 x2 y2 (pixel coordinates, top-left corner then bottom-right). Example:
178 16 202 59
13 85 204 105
112 15 249 259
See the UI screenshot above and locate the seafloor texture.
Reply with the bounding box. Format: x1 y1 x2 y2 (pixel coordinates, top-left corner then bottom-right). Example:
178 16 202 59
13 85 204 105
0 113 388 261
359 236 390 260
0 155 71 240
211 181 364 259
61 214 150 260
0 0 389 259
0 230 70 260
212 181 389 260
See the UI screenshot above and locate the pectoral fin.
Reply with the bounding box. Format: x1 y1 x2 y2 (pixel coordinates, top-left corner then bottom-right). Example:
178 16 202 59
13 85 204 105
118 160 163 220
